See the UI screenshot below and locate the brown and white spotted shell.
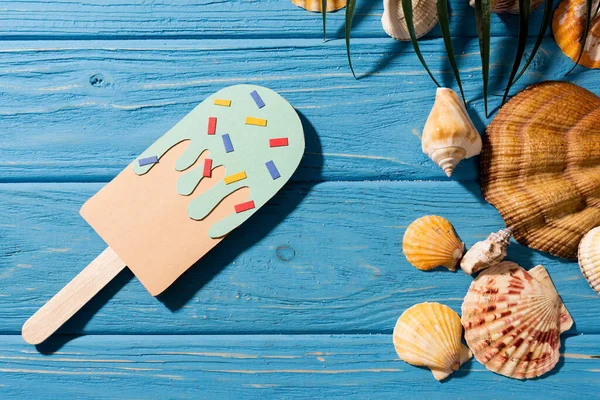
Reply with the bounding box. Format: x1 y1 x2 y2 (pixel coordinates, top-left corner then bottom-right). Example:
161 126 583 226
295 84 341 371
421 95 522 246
461 262 573 379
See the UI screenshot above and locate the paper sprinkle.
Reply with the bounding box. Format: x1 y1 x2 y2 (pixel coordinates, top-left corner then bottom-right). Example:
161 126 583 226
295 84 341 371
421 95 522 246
203 158 213 177
208 117 217 135
138 156 158 166
214 99 231 107
250 90 265 108
265 160 281 180
235 200 255 213
245 117 267 127
269 138 289 147
224 171 247 185
222 134 234 153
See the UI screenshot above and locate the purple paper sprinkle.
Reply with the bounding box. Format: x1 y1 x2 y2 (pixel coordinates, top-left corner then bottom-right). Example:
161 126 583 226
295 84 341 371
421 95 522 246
138 155 158 166
250 90 265 109
222 134 234 153
265 160 280 180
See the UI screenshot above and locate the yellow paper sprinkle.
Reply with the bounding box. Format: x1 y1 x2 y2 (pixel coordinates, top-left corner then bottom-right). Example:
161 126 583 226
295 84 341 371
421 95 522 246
214 99 232 107
224 171 247 185
245 117 267 127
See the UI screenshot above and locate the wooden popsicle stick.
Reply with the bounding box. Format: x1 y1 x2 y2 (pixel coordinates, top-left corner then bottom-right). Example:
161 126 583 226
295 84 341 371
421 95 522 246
22 247 126 345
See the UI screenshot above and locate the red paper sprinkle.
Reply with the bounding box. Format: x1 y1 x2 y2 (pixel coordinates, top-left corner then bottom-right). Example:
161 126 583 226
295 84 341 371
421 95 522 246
208 117 217 135
269 138 289 147
234 200 255 213
203 158 213 177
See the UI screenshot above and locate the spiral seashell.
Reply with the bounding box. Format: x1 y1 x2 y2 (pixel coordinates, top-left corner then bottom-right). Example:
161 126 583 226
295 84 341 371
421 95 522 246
578 226 600 295
462 262 573 379
382 0 438 41
402 215 464 271
553 0 600 69
291 0 346 12
422 88 482 177
480 81 600 260
460 228 512 275
468 0 544 14
393 302 472 381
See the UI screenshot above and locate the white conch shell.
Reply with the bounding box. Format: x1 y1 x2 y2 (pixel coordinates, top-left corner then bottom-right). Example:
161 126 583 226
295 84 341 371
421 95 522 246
460 228 512 275
422 88 482 177
382 0 438 41
578 226 600 295
393 302 472 381
462 262 573 379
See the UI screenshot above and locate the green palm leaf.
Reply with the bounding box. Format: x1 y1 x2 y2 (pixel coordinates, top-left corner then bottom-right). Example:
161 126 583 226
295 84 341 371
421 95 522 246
566 0 599 74
402 0 440 86
345 0 357 78
513 0 553 83
474 0 491 117
502 0 531 106
437 0 465 103
322 0 327 41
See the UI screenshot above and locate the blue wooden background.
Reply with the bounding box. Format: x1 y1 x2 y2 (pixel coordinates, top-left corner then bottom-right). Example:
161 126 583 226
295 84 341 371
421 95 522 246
1 1 599 398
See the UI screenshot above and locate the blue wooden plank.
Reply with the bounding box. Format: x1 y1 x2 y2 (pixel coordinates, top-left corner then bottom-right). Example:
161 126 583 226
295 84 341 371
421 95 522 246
1 181 597 335
0 334 598 399
0 0 551 39
0 38 594 183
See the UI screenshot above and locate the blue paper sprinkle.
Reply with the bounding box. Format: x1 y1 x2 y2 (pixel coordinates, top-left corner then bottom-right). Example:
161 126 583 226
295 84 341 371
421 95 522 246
138 155 158 166
222 134 234 153
265 160 280 180
250 90 265 109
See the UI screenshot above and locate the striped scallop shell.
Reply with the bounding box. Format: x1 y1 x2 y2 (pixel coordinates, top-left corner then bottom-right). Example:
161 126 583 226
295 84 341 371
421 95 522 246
393 302 472 381
553 0 600 69
291 0 346 12
462 262 573 379
382 0 438 41
402 215 464 271
578 227 600 294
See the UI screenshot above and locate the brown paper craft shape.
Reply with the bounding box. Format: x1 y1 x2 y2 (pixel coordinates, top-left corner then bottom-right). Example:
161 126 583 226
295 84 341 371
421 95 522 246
22 85 305 345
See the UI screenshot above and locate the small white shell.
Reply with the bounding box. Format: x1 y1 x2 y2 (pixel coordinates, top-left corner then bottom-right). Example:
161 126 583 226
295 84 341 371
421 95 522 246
382 0 438 41
460 228 512 275
422 88 482 177
578 226 600 295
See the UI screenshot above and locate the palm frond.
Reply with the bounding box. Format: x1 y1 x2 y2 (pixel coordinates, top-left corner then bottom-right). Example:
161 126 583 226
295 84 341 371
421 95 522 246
322 0 327 41
345 0 357 78
402 0 440 86
474 0 491 117
514 0 553 83
566 0 599 74
502 0 531 106
437 0 465 103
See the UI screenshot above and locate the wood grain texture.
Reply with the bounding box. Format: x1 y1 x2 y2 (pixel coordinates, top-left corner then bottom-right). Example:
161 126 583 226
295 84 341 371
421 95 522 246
0 334 599 399
0 38 594 183
0 0 551 39
1 181 597 335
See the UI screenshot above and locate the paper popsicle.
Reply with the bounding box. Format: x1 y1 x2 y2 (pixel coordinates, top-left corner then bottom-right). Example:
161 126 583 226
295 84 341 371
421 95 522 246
22 85 305 345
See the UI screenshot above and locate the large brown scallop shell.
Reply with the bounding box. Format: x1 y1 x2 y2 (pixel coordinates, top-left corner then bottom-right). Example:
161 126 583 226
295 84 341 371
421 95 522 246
553 0 600 69
462 262 573 379
480 81 600 259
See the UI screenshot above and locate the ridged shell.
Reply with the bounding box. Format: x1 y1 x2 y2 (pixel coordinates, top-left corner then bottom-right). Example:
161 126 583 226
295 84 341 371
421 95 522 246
402 215 464 271
553 0 600 69
422 88 482 177
460 228 512 275
468 0 544 14
578 226 600 295
480 81 600 260
462 262 574 379
291 0 346 12
393 302 472 381
382 0 438 41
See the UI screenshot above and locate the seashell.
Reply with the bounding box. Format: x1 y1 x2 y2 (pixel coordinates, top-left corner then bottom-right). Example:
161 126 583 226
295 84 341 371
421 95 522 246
291 0 346 12
402 215 464 271
422 88 482 177
578 226 600 295
393 302 472 381
382 0 438 41
468 0 544 14
462 262 573 379
480 81 600 260
553 0 600 69
460 228 512 275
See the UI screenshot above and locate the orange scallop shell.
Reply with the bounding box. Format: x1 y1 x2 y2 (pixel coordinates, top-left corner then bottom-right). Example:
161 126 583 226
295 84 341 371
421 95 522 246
480 81 600 260
552 0 600 69
291 0 346 12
